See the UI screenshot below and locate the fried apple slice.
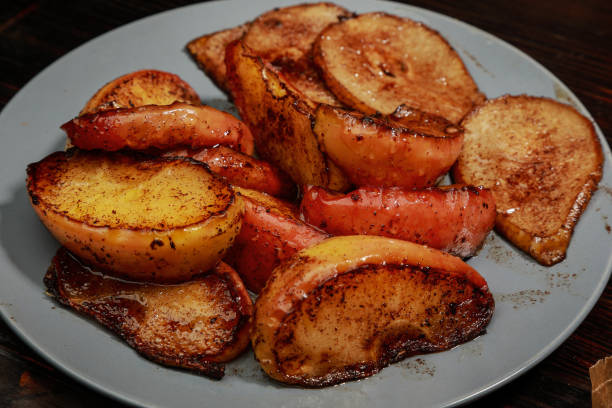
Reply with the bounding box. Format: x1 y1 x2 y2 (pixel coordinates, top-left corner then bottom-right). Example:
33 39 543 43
162 145 296 200
314 104 463 188
300 185 495 257
252 235 494 387
314 12 485 123
224 187 329 293
453 95 603 265
225 39 350 190
27 149 243 282
187 24 250 95
80 69 201 115
62 102 255 155
45 248 253 379
242 3 350 105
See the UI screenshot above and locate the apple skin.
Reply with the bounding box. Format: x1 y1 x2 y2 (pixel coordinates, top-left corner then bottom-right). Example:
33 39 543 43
224 187 328 293
313 104 463 189
62 102 255 155
300 184 496 258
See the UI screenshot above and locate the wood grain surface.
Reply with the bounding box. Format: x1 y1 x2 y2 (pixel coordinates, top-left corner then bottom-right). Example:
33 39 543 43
1 0 610 407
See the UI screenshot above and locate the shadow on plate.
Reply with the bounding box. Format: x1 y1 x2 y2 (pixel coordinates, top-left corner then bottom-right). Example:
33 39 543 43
201 97 240 117
0 182 59 288
0 133 68 288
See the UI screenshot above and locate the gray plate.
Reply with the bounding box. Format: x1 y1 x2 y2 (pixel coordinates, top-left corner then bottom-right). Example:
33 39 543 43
1 1 611 407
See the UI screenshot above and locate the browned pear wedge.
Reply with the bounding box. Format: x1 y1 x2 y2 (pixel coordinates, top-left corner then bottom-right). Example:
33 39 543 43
225 39 350 191
187 24 250 95
45 248 253 379
314 104 463 188
80 69 201 115
27 149 243 282
453 95 603 265
314 12 485 123
252 235 494 387
242 2 350 105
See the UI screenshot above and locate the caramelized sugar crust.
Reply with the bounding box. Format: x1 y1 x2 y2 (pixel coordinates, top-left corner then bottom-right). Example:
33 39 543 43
45 248 253 379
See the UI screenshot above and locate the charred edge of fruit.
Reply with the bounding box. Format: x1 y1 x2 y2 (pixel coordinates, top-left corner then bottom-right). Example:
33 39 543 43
252 59 343 187
230 41 342 189
26 149 237 232
208 264 254 353
389 104 464 136
322 105 464 141
257 58 316 116
265 263 493 387
432 185 489 195
269 360 382 388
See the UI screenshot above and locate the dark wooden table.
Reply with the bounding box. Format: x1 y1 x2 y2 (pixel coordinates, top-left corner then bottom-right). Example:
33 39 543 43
1 0 610 407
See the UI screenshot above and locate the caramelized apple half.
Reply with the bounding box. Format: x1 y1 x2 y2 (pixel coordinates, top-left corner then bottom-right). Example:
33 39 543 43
45 248 253 379
252 236 494 387
314 104 463 188
27 149 242 282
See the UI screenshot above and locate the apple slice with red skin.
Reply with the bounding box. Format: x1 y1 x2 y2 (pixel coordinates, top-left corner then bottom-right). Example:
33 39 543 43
62 102 255 155
300 184 495 258
313 104 463 189
224 187 329 293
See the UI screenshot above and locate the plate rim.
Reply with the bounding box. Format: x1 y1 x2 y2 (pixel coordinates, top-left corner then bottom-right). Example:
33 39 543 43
1 1 610 407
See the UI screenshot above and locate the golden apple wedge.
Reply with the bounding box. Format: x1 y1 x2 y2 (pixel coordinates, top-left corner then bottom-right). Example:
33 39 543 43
252 235 494 387
27 149 243 283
